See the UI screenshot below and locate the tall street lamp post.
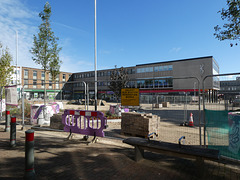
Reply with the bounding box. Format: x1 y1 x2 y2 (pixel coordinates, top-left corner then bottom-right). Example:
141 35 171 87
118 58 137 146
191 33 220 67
94 0 97 111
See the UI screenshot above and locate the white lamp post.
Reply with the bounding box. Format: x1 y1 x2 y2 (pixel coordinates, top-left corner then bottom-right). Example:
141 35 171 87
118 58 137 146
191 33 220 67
94 0 98 111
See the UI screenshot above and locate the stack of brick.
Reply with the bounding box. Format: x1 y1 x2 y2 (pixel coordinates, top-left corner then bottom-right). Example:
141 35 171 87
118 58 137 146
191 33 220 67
121 112 160 138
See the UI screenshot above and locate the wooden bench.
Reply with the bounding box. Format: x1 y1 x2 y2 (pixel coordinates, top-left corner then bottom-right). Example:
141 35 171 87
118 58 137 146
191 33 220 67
123 137 220 164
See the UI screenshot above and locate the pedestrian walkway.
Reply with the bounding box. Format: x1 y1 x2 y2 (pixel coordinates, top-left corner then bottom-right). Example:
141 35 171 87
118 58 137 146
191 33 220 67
0 123 239 180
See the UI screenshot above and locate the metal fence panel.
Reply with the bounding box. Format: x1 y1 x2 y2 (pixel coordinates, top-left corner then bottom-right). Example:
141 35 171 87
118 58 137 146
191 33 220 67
203 73 240 160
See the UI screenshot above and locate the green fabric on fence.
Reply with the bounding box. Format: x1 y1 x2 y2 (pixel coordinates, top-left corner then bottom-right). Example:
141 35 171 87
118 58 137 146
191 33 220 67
205 109 240 160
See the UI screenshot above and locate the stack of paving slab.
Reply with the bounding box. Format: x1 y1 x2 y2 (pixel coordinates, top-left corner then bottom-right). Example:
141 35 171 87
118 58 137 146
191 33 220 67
121 112 160 138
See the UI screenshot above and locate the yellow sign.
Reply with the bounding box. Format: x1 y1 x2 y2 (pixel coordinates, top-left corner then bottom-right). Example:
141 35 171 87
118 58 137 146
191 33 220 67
121 88 139 106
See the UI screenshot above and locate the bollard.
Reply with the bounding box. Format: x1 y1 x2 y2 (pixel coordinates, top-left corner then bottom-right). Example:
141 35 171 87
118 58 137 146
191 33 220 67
5 110 10 132
24 129 36 180
10 116 16 147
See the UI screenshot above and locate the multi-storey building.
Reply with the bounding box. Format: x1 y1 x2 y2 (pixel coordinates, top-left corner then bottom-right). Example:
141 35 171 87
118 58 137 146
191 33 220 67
71 56 220 101
22 67 72 100
10 66 72 100
220 77 240 97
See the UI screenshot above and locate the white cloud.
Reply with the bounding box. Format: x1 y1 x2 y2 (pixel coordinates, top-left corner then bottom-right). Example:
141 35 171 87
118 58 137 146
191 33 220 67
169 47 182 53
0 0 90 74
0 0 38 68
0 0 36 19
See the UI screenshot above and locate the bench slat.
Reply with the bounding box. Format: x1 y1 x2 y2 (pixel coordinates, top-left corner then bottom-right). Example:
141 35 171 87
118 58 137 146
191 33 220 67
123 137 219 161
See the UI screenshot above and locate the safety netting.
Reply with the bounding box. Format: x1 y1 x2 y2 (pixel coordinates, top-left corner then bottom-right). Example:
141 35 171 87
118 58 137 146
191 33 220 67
205 109 240 160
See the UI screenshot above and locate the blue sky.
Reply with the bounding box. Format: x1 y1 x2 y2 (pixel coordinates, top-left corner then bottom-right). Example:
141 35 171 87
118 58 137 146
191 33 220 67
0 0 239 76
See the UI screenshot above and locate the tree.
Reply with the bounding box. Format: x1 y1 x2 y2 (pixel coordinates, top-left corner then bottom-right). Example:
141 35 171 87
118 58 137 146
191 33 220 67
0 42 14 95
49 55 62 100
214 0 240 46
0 42 14 120
108 66 129 103
30 2 62 104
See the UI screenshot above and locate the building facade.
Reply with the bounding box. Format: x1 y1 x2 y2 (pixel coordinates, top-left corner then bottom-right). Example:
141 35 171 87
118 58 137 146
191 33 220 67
10 66 72 100
220 77 240 97
71 56 220 101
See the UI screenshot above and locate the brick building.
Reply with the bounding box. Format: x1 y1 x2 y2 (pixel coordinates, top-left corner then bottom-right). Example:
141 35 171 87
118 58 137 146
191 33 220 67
9 66 72 100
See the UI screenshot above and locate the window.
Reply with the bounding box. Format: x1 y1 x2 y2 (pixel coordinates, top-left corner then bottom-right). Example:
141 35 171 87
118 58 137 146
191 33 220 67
49 73 52 80
56 82 59 89
146 67 153 72
33 80 37 88
41 80 44 88
24 70 28 78
63 74 66 81
163 65 168 71
41 72 45 80
24 79 28 88
33 71 37 79
49 81 52 89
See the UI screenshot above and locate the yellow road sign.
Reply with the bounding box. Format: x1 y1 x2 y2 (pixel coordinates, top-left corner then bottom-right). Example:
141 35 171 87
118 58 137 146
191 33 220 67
121 88 139 106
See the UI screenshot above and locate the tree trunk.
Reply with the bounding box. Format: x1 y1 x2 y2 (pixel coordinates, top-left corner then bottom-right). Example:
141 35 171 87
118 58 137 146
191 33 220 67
44 70 46 106
54 79 56 101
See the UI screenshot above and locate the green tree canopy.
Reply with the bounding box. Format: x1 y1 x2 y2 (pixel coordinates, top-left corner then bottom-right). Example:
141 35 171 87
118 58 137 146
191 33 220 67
49 56 61 83
214 0 240 46
49 53 62 100
0 42 14 89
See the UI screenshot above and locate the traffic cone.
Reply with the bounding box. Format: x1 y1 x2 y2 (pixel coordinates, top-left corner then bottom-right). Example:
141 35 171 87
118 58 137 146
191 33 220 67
188 113 194 127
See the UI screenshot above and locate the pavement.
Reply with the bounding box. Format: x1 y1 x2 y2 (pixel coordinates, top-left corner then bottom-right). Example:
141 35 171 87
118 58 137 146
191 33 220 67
0 121 239 180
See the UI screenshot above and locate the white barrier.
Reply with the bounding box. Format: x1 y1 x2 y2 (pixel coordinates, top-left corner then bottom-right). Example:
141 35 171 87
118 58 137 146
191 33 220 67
31 103 60 125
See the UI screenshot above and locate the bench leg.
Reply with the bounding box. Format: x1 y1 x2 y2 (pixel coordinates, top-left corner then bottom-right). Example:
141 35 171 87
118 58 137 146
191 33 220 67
135 146 144 162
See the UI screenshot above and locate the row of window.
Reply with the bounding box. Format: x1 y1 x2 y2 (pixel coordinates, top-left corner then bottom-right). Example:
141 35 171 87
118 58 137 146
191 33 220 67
221 86 240 91
136 65 173 73
73 77 173 89
137 78 173 88
74 69 135 79
212 60 219 74
221 82 240 86
74 82 112 87
23 79 60 89
24 70 66 81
